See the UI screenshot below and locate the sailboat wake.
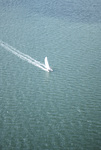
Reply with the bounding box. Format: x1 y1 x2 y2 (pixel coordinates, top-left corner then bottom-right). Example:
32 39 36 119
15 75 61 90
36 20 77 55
0 40 53 72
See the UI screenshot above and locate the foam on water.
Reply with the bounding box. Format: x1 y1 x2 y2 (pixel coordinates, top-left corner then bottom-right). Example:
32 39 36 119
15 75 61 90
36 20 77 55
0 40 48 72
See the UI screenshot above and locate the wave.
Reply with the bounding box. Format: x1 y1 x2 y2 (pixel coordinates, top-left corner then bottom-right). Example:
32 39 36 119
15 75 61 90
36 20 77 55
0 40 48 72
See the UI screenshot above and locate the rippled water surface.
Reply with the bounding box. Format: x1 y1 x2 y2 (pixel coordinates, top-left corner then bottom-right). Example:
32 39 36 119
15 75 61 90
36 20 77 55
0 0 101 150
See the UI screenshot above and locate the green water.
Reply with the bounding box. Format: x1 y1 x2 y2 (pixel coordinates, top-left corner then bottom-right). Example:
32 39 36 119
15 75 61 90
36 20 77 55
0 1 101 150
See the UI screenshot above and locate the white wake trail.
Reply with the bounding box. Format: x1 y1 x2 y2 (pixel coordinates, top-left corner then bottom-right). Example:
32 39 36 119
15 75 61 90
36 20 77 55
0 40 47 72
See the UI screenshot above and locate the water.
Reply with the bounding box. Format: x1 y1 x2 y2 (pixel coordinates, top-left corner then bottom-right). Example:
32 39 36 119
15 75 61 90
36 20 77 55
0 0 101 150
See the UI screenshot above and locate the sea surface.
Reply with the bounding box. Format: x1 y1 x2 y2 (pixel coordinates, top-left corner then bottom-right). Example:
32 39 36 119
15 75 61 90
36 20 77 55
0 0 101 150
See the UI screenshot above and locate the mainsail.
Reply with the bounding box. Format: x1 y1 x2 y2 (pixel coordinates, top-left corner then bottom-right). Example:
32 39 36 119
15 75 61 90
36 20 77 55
45 57 50 69
44 57 53 71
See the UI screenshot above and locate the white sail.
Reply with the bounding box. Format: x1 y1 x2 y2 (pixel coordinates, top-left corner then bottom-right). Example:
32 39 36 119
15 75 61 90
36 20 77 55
44 57 53 72
45 57 50 69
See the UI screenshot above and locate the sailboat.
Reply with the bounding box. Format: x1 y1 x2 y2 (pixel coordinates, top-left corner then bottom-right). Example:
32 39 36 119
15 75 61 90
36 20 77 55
44 57 53 72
